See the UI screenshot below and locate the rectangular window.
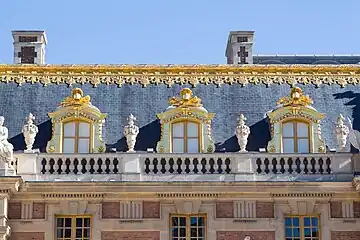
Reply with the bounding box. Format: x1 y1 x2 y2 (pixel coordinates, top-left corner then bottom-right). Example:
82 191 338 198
285 215 320 240
282 121 310 153
56 216 91 240
172 121 200 153
170 215 205 240
63 121 91 153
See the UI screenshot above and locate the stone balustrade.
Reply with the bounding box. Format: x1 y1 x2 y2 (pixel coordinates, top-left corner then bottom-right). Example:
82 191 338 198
13 152 354 182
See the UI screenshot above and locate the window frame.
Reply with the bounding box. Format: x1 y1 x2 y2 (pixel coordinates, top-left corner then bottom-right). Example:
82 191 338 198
55 215 92 240
169 214 206 240
170 120 201 153
281 119 311 153
284 214 321 240
62 120 93 154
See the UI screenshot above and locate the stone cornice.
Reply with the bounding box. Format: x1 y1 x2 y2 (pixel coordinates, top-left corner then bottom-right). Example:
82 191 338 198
1 64 360 87
0 177 23 197
20 181 354 194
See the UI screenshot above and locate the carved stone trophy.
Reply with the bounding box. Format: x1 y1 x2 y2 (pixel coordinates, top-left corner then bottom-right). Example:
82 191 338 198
124 114 139 152
334 114 349 152
235 114 250 152
22 113 39 153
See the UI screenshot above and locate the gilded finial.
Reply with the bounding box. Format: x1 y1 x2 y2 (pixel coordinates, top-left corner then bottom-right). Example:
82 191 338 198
168 88 202 108
277 87 313 107
60 88 91 107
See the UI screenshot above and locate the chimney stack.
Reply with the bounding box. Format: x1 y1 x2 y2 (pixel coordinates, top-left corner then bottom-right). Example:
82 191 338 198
225 31 254 64
12 30 47 65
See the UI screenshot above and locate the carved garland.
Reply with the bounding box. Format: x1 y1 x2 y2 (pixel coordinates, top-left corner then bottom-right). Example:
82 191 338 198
1 65 360 87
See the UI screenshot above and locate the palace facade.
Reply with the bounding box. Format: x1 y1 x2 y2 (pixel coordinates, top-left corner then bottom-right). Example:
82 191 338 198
0 30 359 240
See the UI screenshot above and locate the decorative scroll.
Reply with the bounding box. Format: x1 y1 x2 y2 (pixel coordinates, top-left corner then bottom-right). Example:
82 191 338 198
0 64 359 87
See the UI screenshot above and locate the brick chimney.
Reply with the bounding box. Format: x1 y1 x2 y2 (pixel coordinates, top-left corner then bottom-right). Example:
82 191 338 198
12 30 47 64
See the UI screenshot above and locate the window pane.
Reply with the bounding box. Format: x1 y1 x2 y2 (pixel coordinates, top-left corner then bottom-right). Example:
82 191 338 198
283 139 295 153
179 217 186 226
76 218 83 227
298 139 309 153
57 218 64 227
84 218 90 227
65 218 72 227
63 139 75 153
293 217 299 226
78 122 90 137
297 122 309 137
311 217 318 226
285 228 292 237
187 122 198 137
179 228 186 237
173 139 184 153
172 123 184 138
172 217 179 226
57 229 63 238
64 122 76 137
187 139 199 153
78 139 90 153
282 122 294 137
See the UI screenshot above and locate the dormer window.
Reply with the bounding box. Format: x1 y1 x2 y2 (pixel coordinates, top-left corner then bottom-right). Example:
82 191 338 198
282 121 310 153
156 88 215 153
172 121 200 153
267 87 326 153
46 88 107 153
63 121 91 153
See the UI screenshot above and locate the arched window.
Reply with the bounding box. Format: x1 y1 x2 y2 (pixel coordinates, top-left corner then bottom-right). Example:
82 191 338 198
282 121 310 153
63 121 91 153
172 121 200 153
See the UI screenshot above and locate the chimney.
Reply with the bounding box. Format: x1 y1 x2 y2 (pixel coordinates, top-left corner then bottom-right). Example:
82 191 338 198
12 30 47 65
225 31 254 64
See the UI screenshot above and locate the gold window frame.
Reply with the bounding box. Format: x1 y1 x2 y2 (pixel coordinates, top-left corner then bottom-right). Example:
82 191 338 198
284 214 321 240
62 119 93 154
281 119 312 153
170 119 202 153
169 214 207 240
55 215 92 240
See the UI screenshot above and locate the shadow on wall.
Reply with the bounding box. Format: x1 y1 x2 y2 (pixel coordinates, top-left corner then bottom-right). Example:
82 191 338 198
333 91 360 152
108 120 161 152
215 118 271 152
9 118 271 153
9 120 52 152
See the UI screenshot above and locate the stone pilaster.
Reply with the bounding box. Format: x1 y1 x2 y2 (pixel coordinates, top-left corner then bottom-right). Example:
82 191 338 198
0 177 22 240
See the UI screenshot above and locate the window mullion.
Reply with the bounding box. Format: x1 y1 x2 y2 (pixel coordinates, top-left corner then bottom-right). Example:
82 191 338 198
186 216 190 240
72 217 76 240
184 122 188 153
300 216 304 240
294 123 298 153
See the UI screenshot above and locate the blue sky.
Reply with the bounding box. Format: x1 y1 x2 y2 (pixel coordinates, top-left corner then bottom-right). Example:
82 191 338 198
1 0 359 64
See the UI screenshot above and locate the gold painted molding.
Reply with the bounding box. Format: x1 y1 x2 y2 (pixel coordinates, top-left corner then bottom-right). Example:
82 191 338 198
0 64 360 87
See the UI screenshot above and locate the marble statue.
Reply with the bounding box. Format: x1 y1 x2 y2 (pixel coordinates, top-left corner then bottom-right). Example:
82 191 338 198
235 114 250 152
347 117 360 150
124 114 139 152
334 114 349 152
22 113 39 152
0 116 14 162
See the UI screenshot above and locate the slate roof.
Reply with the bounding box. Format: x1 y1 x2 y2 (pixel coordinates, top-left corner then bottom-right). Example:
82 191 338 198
0 77 359 153
253 55 360 65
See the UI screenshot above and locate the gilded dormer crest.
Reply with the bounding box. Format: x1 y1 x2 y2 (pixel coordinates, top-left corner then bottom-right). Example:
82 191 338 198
168 88 202 108
156 88 215 153
60 88 91 108
277 87 313 107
